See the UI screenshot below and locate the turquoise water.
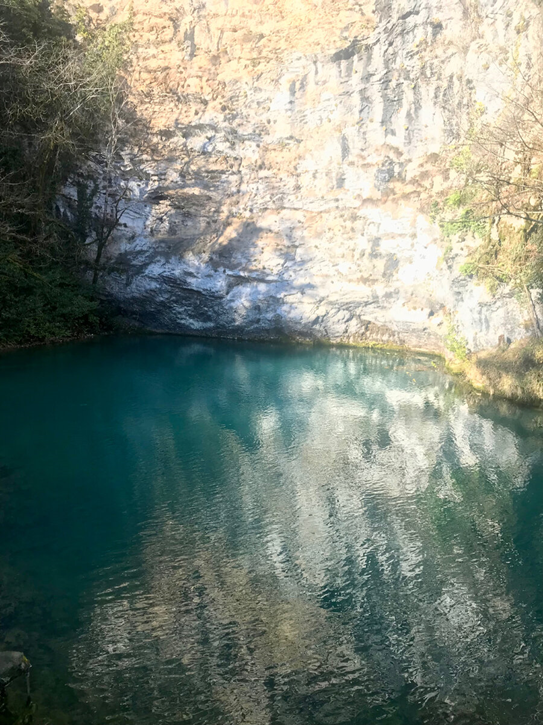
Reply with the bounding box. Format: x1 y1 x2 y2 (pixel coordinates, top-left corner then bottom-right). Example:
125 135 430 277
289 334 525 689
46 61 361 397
1 337 543 725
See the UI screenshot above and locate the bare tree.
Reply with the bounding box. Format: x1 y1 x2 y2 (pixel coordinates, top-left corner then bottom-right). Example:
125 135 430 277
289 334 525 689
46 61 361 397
466 70 543 225
84 84 135 287
448 64 543 321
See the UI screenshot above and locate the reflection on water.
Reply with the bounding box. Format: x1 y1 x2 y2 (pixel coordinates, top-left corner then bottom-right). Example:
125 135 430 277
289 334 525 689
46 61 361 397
1 337 543 724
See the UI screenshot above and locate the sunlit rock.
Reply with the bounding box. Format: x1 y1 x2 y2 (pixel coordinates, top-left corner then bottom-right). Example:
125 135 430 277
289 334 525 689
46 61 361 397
70 0 543 352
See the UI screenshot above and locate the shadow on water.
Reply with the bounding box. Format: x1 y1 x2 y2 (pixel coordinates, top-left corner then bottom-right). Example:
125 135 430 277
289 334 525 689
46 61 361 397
1 336 543 724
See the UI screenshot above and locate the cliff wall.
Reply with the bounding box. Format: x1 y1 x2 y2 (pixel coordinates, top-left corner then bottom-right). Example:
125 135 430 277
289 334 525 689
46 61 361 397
74 0 543 352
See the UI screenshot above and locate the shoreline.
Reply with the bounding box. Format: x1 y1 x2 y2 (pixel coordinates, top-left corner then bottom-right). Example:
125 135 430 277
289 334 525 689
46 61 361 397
446 340 543 410
2 328 542 409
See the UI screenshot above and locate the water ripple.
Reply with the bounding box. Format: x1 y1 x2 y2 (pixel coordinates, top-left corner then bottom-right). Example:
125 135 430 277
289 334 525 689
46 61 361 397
1 339 543 724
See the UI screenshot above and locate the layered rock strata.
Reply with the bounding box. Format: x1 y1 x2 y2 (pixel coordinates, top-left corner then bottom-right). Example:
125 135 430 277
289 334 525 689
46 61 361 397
73 0 543 352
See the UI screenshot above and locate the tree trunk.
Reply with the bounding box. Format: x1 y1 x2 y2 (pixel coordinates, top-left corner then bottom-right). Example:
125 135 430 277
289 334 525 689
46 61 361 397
525 284 542 337
92 237 107 287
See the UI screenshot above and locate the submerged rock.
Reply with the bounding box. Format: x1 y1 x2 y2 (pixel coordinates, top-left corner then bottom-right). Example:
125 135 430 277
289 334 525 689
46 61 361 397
0 653 29 681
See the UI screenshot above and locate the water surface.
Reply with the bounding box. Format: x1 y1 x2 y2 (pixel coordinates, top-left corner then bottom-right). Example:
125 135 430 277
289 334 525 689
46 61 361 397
1 336 543 725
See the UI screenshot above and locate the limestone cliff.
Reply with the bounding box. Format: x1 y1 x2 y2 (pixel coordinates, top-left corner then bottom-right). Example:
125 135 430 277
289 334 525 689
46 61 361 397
72 0 543 353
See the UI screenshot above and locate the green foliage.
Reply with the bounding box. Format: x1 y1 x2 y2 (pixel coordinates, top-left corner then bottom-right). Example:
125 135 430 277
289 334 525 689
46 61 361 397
429 200 440 223
444 190 465 208
444 186 477 209
441 242 453 260
450 147 473 172
0 252 100 346
461 221 543 295
459 261 477 277
445 322 469 361
433 188 489 241
431 182 488 249
0 0 130 346
439 209 488 239
442 83 543 298
0 0 71 43
74 179 99 243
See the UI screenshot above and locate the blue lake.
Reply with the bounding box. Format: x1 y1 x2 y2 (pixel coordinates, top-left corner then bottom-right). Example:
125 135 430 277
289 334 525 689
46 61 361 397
1 336 543 724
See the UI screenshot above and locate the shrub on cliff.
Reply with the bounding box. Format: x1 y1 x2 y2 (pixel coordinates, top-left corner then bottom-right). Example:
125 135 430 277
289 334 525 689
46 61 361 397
0 0 130 347
443 71 543 321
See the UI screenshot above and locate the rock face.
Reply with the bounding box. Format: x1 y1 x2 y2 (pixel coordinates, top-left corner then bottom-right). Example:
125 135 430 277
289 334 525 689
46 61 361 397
75 0 543 352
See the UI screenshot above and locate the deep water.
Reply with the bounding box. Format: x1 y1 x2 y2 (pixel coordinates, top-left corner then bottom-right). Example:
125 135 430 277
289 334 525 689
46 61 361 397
1 336 543 725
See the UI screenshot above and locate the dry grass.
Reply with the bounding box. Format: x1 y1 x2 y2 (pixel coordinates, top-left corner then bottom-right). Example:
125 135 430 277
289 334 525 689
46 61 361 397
452 339 543 407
